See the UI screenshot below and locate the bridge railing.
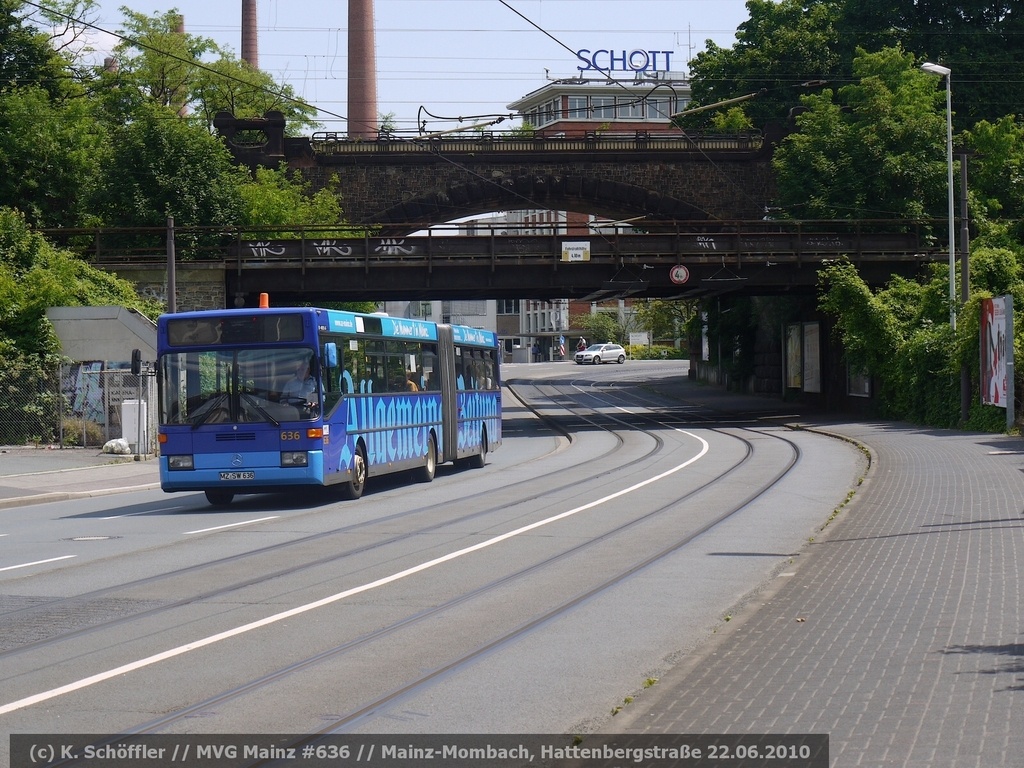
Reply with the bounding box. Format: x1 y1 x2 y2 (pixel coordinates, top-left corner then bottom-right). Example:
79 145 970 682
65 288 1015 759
309 131 764 155
44 220 941 269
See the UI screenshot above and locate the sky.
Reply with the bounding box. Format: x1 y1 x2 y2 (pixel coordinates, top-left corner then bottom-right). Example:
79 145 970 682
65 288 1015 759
68 0 754 134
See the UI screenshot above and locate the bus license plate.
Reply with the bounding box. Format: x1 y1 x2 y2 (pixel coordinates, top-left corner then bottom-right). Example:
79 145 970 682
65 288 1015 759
219 471 255 481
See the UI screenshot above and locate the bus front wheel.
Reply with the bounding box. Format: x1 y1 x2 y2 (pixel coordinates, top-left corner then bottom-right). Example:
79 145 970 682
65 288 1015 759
205 489 234 506
340 445 367 500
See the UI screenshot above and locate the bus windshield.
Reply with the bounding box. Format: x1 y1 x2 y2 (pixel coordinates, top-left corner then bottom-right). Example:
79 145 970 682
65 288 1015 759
160 347 320 426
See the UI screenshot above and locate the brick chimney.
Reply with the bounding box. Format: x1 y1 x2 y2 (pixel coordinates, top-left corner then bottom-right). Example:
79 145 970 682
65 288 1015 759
241 0 258 68
348 0 378 138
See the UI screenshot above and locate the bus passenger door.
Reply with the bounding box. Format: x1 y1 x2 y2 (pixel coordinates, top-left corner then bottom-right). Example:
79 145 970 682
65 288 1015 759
319 341 348 481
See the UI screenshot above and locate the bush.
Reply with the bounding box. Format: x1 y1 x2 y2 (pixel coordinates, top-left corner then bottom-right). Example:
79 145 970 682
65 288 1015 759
818 257 1024 431
0 344 62 444
60 419 105 448
627 345 686 360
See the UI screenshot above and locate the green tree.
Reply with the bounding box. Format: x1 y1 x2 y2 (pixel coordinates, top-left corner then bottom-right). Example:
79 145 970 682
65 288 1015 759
0 206 157 356
818 248 1024 429
20 0 105 84
1 205 157 444
685 1 1024 134
109 7 217 115
104 7 316 133
0 339 65 444
0 86 105 227
963 116 1024 246
0 1 106 227
771 47 947 221
238 167 347 238
837 0 1024 130
571 311 619 345
634 298 698 344
683 0 843 131
818 259 936 420
710 106 755 134
378 111 397 136
88 102 244 236
190 57 318 135
0 0 68 98
504 121 536 138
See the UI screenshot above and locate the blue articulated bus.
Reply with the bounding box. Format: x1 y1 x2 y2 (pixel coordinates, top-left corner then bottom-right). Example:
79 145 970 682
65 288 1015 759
156 303 501 505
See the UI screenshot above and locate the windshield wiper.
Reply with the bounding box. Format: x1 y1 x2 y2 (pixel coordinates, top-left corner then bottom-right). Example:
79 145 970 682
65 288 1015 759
190 393 228 429
240 393 280 427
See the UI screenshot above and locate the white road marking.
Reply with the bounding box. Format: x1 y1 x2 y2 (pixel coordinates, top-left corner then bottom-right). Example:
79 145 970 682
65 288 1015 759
183 516 280 535
0 432 709 715
0 555 76 573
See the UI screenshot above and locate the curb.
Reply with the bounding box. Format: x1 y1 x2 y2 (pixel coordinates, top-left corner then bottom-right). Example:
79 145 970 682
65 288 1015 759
0 482 161 511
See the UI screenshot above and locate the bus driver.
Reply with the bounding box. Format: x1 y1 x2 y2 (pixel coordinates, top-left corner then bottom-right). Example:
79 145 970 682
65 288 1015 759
282 358 318 407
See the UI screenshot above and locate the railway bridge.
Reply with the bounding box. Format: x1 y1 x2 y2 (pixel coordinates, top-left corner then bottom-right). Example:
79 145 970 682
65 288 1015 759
69 223 941 310
51 114 947 312
62 115 949 409
215 111 782 231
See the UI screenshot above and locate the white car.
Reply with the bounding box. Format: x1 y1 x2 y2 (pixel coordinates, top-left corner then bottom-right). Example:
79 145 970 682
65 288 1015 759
574 343 626 365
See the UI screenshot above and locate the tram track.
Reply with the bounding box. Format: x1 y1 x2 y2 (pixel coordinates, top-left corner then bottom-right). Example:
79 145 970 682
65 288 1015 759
91 376 802 743
0 380 664 661
321 443 803 738
2 367 823 749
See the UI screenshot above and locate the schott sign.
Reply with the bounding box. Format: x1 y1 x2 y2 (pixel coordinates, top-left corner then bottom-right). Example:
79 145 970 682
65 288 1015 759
576 48 674 73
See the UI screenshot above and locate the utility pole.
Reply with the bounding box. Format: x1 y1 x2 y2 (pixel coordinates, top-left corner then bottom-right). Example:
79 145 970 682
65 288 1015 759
959 154 971 423
166 216 177 313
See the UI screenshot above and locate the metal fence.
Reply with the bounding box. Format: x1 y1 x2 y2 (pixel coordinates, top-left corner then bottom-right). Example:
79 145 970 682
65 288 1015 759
0 362 157 454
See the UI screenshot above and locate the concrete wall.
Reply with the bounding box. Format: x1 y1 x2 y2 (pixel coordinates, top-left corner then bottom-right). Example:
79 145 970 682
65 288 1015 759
46 306 157 363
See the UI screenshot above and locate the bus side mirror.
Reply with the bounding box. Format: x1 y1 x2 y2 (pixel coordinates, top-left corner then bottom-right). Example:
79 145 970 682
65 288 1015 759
131 348 142 376
324 342 338 368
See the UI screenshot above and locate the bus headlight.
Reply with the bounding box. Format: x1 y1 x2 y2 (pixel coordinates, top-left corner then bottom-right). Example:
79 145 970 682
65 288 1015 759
281 451 308 467
167 455 194 470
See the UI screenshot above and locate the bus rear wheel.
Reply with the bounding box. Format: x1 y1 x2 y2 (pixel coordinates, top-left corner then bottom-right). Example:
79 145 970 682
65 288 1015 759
205 489 234 506
467 429 488 469
340 445 368 500
414 434 437 483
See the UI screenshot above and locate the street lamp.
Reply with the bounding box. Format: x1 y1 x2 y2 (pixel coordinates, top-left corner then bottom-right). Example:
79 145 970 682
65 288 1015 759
921 62 956 329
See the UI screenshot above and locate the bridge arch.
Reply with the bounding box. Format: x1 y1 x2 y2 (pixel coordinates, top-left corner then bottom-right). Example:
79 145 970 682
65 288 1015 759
221 118 787 232
373 173 713 231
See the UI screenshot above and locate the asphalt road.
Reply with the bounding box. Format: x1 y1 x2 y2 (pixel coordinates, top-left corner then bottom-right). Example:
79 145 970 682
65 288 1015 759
0 362 864 755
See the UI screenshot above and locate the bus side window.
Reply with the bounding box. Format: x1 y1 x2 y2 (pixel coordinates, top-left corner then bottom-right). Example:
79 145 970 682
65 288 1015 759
464 349 486 391
422 344 439 389
365 340 387 393
454 347 466 391
482 350 496 389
